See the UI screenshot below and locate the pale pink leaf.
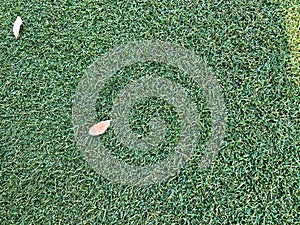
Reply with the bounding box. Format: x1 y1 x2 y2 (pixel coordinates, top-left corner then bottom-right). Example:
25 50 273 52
89 120 111 136
13 16 23 39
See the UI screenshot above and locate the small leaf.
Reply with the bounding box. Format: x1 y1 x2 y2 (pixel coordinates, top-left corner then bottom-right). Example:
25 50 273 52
13 16 23 39
89 120 111 136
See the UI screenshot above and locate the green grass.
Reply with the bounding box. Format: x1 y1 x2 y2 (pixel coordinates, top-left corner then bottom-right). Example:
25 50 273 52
1 0 299 224
283 0 300 76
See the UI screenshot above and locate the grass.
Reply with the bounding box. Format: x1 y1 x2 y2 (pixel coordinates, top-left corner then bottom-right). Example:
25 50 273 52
283 0 300 77
0 0 299 224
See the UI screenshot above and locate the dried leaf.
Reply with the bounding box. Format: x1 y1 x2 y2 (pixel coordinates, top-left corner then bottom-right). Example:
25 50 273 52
89 120 111 136
13 16 23 39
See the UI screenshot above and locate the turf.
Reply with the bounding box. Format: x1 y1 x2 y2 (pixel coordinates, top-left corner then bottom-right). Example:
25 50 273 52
0 0 299 224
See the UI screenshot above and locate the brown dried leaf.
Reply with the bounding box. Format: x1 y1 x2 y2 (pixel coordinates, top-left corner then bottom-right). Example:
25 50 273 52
88 120 111 136
13 16 23 39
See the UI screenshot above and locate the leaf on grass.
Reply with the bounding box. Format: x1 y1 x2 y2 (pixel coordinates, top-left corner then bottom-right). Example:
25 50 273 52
89 120 111 136
13 16 23 39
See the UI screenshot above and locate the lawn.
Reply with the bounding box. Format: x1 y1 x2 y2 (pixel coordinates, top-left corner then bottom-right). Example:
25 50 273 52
0 0 299 224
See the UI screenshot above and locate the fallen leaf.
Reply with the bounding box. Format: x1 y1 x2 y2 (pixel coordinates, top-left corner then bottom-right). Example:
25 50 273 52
89 120 111 136
13 16 23 39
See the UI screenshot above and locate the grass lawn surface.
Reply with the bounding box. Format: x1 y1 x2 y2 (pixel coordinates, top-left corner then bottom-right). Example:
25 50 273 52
1 0 299 224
